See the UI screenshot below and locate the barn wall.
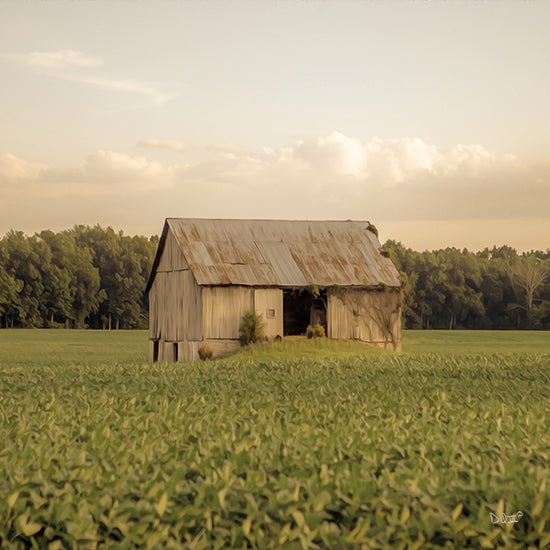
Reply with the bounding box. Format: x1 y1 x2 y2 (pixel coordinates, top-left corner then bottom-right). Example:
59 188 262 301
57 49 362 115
149 230 202 362
253 288 283 339
202 286 253 339
149 270 202 341
157 230 189 272
327 288 402 350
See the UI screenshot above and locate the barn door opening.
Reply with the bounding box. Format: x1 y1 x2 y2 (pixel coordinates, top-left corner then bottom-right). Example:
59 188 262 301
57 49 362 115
152 340 159 362
173 343 179 362
283 289 327 336
310 291 327 332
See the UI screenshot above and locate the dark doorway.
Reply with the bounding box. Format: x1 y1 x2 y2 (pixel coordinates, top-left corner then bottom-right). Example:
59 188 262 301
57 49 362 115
283 289 327 335
153 340 159 362
173 343 179 362
310 295 327 331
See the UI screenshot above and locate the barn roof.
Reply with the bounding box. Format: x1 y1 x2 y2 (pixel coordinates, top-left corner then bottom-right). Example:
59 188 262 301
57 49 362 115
146 218 401 291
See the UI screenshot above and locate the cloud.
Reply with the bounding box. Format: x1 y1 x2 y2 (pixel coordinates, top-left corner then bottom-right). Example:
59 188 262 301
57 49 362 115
0 153 47 182
1 50 102 69
83 150 176 188
137 139 188 152
0 150 177 199
291 132 367 179
1 133 548 250
72 76 179 106
2 50 178 107
25 50 102 69
174 133 549 223
271 132 517 187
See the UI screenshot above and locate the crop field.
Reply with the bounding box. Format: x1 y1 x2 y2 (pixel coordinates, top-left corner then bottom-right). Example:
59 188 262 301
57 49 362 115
1 331 549 549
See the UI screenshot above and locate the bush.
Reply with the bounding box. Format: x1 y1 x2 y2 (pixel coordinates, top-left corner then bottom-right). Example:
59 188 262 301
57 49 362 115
239 310 266 346
366 221 379 237
198 343 213 360
306 323 326 339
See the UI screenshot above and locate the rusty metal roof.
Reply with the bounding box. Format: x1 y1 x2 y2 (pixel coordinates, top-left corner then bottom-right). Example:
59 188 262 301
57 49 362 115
147 218 401 290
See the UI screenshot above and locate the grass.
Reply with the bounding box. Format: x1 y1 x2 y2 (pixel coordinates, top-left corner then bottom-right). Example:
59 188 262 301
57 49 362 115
232 336 388 361
1 329 547 367
402 330 550 354
0 329 147 367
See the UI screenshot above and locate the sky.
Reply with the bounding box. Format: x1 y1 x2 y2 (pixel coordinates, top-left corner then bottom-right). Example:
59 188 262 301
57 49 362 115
0 0 549 252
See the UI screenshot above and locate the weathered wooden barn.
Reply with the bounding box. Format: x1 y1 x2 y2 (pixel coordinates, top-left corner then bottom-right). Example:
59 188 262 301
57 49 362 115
145 218 402 361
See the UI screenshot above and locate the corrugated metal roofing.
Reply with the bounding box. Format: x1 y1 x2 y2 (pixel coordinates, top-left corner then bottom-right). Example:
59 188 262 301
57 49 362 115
147 218 401 290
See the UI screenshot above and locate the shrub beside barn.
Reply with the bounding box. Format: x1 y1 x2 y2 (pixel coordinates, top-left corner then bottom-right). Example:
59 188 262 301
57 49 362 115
145 218 402 361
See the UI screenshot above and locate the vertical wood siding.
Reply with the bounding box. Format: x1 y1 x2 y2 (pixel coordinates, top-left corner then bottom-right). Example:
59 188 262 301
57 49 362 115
327 288 402 350
202 286 253 339
253 288 283 339
149 270 202 343
149 228 202 361
156 230 189 272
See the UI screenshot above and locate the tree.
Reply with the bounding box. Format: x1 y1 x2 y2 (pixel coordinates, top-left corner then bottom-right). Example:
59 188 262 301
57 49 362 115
0 225 157 329
72 225 156 329
38 231 74 326
477 248 517 329
0 239 24 328
384 240 419 328
1 231 50 327
70 244 104 328
507 256 549 328
73 225 123 329
438 248 484 330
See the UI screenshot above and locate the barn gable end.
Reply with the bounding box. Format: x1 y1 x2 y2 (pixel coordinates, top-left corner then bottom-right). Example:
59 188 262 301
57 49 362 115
156 229 189 272
148 223 202 362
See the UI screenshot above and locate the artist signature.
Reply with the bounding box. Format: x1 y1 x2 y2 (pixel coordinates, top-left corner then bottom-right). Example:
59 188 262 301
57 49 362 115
490 511 523 525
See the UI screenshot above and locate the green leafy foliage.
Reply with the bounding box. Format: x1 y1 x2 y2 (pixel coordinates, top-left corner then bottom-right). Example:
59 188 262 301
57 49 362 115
384 240 550 330
0 226 156 329
238 310 266 346
366 222 379 237
1 346 549 549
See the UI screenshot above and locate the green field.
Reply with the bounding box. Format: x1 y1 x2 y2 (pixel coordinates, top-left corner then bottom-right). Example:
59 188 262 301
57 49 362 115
402 330 550 355
0 330 148 367
0 329 548 366
1 330 549 549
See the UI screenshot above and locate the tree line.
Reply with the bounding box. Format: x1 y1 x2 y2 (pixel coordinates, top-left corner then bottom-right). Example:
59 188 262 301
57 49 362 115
0 226 157 329
0 225 548 330
384 240 550 330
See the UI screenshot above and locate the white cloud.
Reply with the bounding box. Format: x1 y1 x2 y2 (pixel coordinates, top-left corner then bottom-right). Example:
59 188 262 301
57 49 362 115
222 132 507 187
1 133 548 250
25 50 102 69
291 132 367 179
2 50 178 107
362 137 443 184
0 150 177 199
73 76 179 106
83 150 176 186
0 153 46 182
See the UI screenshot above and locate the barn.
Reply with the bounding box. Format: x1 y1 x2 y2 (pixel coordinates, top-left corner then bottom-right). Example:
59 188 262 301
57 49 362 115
145 218 402 362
